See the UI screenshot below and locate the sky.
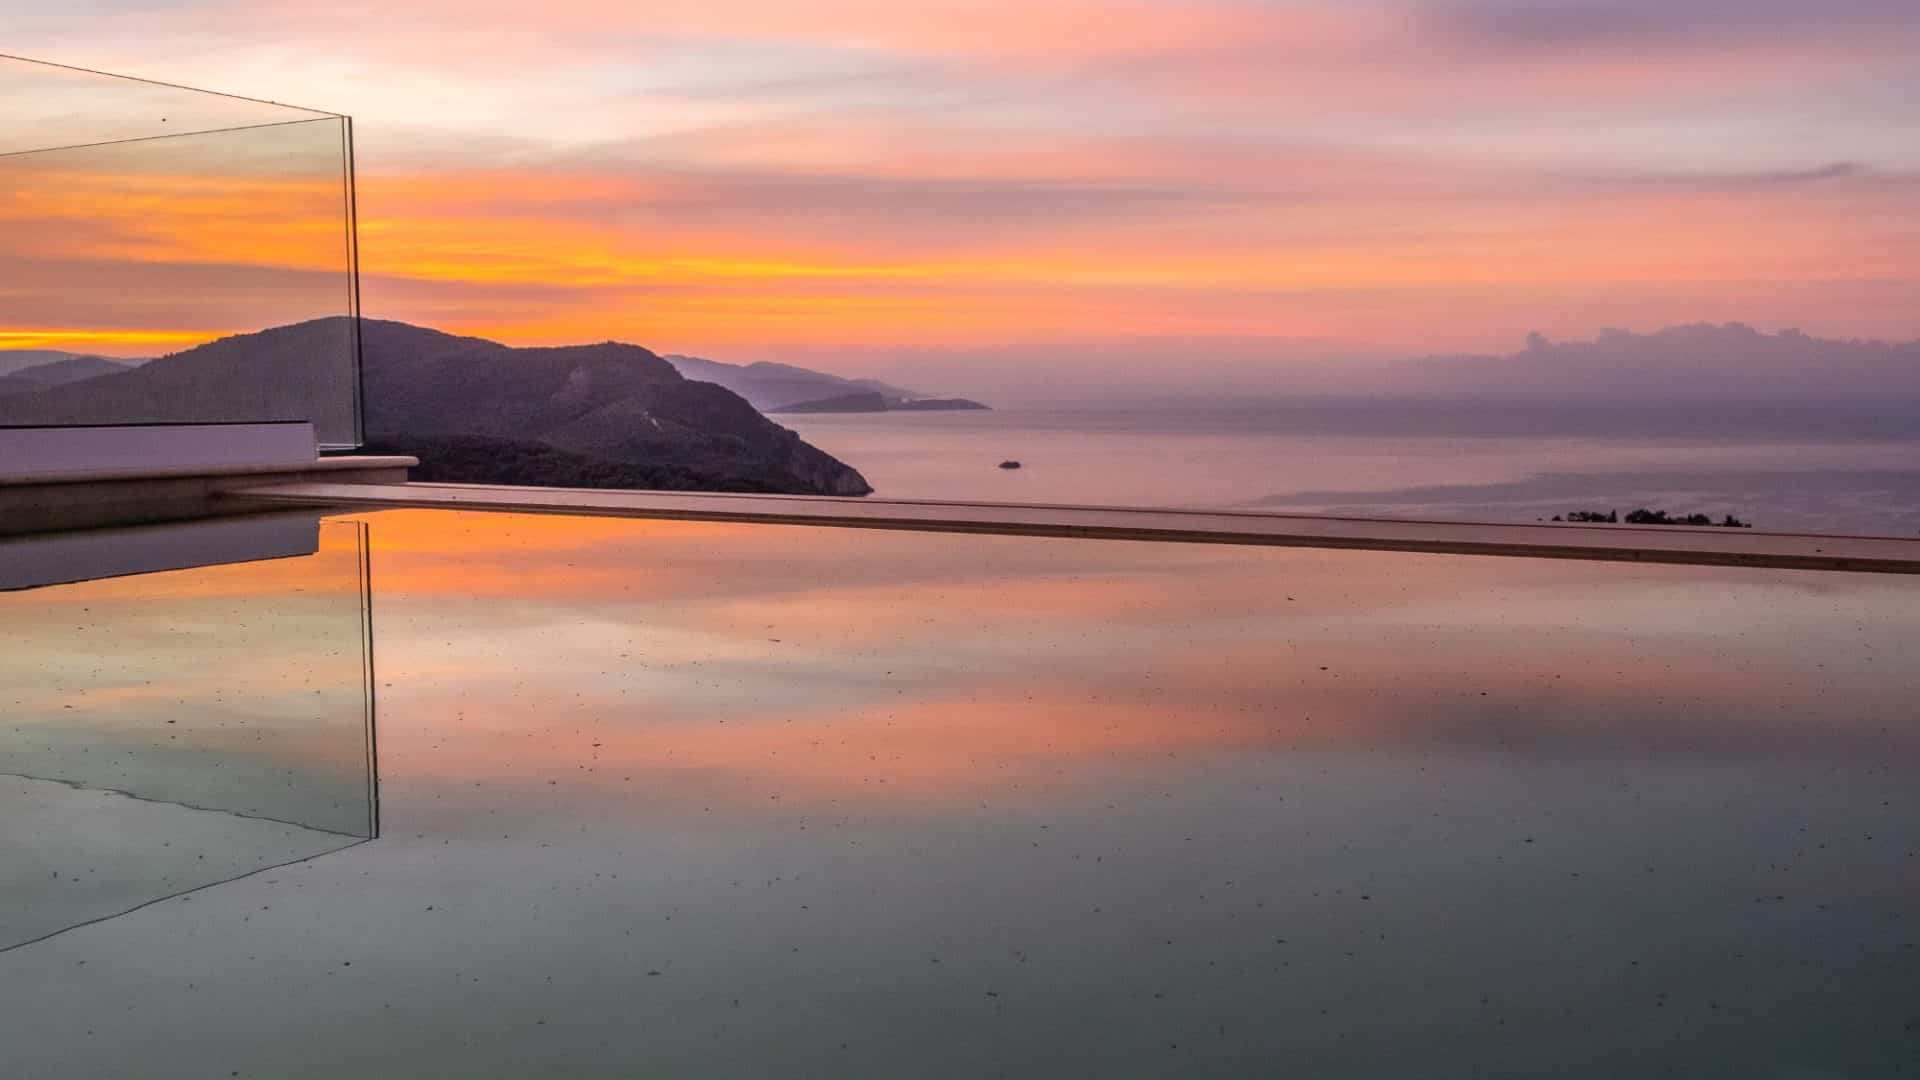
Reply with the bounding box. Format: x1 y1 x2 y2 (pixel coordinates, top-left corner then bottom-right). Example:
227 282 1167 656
4 0 1919 398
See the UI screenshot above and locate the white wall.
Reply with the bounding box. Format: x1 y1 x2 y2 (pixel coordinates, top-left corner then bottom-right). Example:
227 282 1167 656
0 422 316 478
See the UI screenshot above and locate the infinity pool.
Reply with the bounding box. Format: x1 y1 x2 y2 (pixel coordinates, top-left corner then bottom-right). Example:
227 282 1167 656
4 509 1917 1077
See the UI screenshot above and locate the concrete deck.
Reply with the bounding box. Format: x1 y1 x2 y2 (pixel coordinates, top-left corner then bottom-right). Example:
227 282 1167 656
0 457 415 537
230 481 1920 575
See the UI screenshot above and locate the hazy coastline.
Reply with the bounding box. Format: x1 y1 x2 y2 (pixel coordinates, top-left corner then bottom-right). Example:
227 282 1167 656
782 403 1920 536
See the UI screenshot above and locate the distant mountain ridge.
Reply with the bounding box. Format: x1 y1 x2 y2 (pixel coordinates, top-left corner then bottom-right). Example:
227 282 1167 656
661 353 922 411
0 355 131 394
768 391 991 414
1410 323 1920 400
0 349 129 378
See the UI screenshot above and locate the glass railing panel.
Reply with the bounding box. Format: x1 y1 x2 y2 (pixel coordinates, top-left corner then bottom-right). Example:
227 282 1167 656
0 53 325 155
0 517 374 952
0 56 360 448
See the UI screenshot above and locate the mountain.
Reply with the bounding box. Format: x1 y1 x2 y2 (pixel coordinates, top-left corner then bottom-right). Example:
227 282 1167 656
356 320 870 494
768 391 991 414
0 350 128 378
662 353 920 412
0 355 131 394
1408 323 1920 400
3 319 871 496
0 320 360 433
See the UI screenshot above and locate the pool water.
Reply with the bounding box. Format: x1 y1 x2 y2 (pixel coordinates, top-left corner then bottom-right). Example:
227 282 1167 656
3 509 1917 1077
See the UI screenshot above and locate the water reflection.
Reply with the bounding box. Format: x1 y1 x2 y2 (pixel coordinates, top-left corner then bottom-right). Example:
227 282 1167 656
3 509 1917 1077
0 516 376 951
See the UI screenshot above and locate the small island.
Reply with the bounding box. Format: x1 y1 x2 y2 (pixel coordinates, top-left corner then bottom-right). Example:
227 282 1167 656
766 391 991 414
1553 509 1752 528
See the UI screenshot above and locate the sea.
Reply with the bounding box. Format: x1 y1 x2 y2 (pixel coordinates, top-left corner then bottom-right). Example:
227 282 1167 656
780 400 1920 537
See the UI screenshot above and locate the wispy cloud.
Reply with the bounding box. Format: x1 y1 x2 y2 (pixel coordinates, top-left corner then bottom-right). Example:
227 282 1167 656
1427 0 1920 52
5 0 1919 386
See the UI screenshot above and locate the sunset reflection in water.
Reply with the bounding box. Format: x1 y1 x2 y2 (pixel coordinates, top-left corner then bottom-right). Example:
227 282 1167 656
365 509 1919 805
4 508 1917 1079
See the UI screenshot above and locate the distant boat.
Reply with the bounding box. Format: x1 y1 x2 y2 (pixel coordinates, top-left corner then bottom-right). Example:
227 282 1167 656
998 460 1022 470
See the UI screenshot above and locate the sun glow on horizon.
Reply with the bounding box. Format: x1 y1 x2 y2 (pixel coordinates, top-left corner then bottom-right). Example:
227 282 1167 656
0 328 219 353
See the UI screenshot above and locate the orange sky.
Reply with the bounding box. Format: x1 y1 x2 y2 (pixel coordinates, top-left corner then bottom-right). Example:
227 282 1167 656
4 2 1919 394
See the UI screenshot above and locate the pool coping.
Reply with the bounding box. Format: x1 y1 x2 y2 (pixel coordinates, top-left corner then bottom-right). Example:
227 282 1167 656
228 481 1920 575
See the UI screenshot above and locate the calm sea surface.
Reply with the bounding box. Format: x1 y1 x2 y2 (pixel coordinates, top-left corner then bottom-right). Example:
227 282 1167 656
782 403 1920 536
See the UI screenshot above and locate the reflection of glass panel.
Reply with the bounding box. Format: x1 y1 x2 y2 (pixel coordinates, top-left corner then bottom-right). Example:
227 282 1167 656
0 506 331 591
0 55 360 448
0 518 374 952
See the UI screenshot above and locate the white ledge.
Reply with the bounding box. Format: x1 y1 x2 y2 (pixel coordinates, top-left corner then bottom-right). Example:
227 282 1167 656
227 481 1920 575
0 458 417 538
0 456 419 488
